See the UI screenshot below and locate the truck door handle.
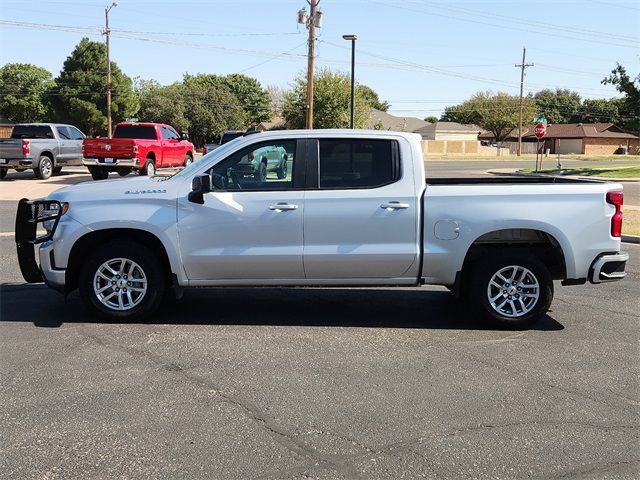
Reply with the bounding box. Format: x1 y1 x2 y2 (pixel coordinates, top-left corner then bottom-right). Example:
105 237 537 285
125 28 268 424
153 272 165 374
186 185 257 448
269 203 298 211
380 202 410 210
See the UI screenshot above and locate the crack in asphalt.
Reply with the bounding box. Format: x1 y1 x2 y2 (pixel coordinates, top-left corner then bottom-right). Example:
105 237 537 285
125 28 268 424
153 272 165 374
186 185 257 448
79 328 366 480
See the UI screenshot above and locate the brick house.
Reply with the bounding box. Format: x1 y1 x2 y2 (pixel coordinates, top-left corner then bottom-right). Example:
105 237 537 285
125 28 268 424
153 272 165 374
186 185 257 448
0 113 13 138
479 123 640 155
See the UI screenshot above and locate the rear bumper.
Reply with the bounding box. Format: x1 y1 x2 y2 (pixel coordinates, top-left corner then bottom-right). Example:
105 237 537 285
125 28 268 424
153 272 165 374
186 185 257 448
83 158 139 167
589 251 629 283
0 158 34 168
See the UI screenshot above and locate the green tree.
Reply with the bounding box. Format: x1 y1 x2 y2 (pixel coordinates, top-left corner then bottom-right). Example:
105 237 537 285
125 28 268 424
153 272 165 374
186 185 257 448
423 116 438 123
0 63 54 122
136 79 189 132
357 85 390 112
181 74 246 147
220 74 272 123
580 98 622 124
50 38 138 136
442 91 537 141
533 88 582 124
282 68 374 129
602 63 640 132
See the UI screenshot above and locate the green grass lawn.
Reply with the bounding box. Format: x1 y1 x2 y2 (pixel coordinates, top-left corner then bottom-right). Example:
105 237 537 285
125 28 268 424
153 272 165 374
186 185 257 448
521 166 640 178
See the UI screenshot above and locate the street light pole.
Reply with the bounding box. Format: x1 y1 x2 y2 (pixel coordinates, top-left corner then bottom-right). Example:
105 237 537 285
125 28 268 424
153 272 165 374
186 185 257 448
104 2 117 138
342 34 357 129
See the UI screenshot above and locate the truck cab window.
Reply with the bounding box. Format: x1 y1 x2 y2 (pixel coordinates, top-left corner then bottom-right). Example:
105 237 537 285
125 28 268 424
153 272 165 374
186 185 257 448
209 140 295 191
319 139 398 189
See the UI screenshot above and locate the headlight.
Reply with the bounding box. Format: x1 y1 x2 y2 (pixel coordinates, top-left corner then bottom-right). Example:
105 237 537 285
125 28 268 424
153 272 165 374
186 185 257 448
42 202 69 234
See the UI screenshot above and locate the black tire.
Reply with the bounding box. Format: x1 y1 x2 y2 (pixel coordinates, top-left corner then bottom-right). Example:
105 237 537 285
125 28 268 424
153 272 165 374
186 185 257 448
53 166 63 176
0 168 6 180
183 153 193 167
140 158 155 176
467 251 553 329
116 168 130 177
78 240 166 321
89 166 109 181
34 155 53 180
254 160 267 182
276 155 288 179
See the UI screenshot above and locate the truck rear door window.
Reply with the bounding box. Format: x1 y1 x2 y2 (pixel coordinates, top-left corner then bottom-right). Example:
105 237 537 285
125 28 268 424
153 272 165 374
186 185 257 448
113 125 157 140
11 125 54 139
318 139 399 189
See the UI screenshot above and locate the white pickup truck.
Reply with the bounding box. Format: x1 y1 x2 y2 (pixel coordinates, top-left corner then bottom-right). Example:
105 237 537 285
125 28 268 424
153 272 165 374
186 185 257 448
15 130 628 328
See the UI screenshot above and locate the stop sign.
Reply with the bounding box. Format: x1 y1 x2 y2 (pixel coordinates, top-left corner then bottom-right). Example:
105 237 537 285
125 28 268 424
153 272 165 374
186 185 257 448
534 123 546 139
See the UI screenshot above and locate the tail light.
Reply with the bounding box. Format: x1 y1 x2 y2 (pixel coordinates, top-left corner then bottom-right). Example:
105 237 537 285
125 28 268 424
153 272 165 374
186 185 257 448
132 145 139 155
22 139 30 156
606 191 623 237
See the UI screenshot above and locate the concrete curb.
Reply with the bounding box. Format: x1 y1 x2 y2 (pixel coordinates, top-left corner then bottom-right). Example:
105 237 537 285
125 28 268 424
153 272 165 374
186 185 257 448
622 235 640 245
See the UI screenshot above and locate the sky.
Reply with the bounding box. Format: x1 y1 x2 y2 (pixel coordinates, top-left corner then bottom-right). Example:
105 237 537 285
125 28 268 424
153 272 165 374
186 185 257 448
0 0 638 121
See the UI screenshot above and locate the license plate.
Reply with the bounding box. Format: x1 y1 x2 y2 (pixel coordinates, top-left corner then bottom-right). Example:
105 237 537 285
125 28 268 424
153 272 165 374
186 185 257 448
104 158 114 163
0 159 6 164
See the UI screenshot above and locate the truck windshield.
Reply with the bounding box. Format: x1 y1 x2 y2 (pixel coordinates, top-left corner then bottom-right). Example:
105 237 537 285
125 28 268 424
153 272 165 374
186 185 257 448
11 125 54 139
113 125 156 140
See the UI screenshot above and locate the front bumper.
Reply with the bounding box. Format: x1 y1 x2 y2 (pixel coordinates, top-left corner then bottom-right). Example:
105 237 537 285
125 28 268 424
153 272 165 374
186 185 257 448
15 198 63 286
589 251 629 283
83 158 139 167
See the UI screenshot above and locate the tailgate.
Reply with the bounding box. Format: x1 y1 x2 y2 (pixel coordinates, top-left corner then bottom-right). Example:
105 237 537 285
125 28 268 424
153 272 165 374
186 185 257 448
0 139 24 159
83 138 136 158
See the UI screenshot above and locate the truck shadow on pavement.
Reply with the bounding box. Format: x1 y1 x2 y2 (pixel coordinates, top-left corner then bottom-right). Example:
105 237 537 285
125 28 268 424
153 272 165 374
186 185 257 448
1 283 564 331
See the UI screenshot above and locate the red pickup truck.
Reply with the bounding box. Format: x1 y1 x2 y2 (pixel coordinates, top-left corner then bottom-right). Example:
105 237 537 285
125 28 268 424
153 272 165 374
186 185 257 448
82 122 195 180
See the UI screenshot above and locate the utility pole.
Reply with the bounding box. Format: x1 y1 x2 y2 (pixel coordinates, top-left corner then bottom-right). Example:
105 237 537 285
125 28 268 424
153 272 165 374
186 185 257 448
305 0 318 129
515 47 533 156
104 2 117 138
343 34 357 129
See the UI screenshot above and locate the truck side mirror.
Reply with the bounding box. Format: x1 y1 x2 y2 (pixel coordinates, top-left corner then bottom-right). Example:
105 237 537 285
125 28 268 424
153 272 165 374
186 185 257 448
188 174 211 204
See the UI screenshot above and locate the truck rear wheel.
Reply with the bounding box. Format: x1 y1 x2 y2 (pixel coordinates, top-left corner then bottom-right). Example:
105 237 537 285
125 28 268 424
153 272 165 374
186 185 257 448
183 153 193 167
140 158 155 176
34 155 53 180
468 251 553 329
0 168 6 180
89 166 109 180
78 240 165 321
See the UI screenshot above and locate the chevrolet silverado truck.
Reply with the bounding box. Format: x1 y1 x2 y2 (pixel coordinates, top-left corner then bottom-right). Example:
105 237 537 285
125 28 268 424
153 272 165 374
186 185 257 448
16 130 628 328
0 123 86 180
82 122 194 180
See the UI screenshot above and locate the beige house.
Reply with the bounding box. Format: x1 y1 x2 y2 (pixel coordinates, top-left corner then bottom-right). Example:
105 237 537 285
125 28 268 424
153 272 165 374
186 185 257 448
413 121 482 141
479 123 640 155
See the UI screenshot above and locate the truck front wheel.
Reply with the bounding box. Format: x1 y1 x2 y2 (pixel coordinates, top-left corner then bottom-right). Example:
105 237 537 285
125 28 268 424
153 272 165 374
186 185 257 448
468 251 553 329
78 241 166 321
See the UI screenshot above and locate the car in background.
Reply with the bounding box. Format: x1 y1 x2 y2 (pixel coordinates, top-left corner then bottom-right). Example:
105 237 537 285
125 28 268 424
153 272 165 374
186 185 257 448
203 130 248 154
82 122 194 180
233 143 289 181
0 123 85 180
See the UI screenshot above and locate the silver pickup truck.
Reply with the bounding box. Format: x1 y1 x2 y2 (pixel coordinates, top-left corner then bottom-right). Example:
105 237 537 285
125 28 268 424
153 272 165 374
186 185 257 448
0 123 86 180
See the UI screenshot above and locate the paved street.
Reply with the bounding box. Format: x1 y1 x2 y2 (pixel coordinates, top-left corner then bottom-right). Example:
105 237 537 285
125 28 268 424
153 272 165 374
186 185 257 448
1 163 639 479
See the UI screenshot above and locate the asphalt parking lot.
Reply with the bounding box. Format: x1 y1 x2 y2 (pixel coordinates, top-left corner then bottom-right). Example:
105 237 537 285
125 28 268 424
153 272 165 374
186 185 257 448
1 167 639 479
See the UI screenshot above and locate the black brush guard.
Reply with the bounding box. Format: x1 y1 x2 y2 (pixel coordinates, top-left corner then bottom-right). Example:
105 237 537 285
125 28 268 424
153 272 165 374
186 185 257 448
15 198 63 283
